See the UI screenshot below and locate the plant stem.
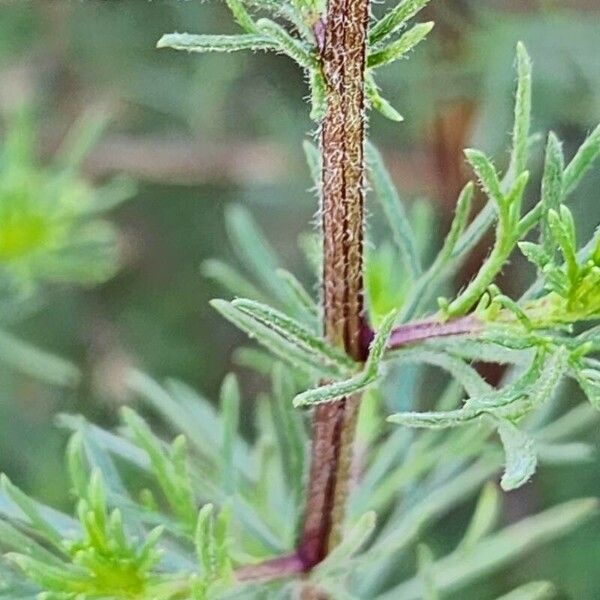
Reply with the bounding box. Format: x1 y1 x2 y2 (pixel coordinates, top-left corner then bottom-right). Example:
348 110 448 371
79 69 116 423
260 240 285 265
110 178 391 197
299 0 370 571
235 553 305 582
387 314 483 350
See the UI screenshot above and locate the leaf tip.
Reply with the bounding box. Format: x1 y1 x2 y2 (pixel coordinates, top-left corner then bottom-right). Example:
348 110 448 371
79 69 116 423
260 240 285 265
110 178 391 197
156 34 172 49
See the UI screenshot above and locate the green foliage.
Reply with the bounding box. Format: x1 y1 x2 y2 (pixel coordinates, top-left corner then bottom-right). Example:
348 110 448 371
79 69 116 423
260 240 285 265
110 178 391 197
2 1 600 599
0 107 133 384
0 109 132 294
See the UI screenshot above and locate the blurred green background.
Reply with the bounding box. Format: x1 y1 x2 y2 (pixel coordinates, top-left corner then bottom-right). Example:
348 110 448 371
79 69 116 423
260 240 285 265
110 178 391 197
0 1 599 598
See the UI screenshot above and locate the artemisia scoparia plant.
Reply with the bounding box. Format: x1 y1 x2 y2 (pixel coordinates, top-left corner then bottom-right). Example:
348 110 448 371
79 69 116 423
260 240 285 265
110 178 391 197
1 1 600 599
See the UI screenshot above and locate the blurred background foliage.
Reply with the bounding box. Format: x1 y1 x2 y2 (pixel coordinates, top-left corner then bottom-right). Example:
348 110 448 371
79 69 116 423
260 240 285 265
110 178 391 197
0 1 599 597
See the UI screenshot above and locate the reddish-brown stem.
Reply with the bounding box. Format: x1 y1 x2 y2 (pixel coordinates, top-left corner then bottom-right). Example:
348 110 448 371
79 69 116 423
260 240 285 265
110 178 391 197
299 0 370 572
235 553 305 582
386 314 482 350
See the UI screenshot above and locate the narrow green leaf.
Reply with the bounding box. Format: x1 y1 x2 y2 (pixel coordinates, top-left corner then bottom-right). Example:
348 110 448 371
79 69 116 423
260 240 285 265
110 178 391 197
362 461 496 570
369 0 432 45
233 346 274 375
451 201 496 262
0 475 63 549
229 298 354 373
121 408 196 530
458 482 501 550
494 581 556 600
293 310 397 407
365 74 404 122
6 554 87 593
380 498 598 600
275 268 319 324
401 181 474 319
425 338 532 366
90 174 137 214
220 374 240 495
225 205 287 305
303 140 321 187
563 123 600 195
467 347 568 420
0 520 67 568
196 503 216 577
518 241 551 271
417 544 439 600
388 407 478 428
366 142 421 278
201 259 267 302
157 33 277 53
256 19 317 68
496 420 537 491
367 22 434 69
55 108 110 172
130 374 213 459
0 329 79 387
464 149 503 206
225 0 259 33
537 441 595 465
309 68 327 121
540 132 565 254
505 43 532 186
271 363 307 500
396 348 492 398
66 432 89 498
212 299 351 377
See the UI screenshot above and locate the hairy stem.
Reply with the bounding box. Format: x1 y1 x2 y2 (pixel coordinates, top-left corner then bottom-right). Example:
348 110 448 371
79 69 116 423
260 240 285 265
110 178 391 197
299 0 370 571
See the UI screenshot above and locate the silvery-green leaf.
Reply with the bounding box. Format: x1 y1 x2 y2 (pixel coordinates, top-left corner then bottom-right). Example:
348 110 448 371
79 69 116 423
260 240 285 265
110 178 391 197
536 442 595 465
563 123 600 195
366 143 420 279
369 0 433 45
401 182 473 319
417 544 439 600
211 299 352 377
367 22 434 69
225 205 286 305
458 482 501 551
540 132 564 254
309 68 327 121
226 0 259 33
0 329 79 387
496 420 537 491
220 374 241 495
379 499 597 600
157 33 277 53
395 348 492 397
256 19 317 69
504 43 532 188
275 268 319 326
365 74 404 122
202 259 268 302
293 310 397 407
228 298 354 374
303 140 321 187
494 581 556 600
0 476 63 549
464 149 503 206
